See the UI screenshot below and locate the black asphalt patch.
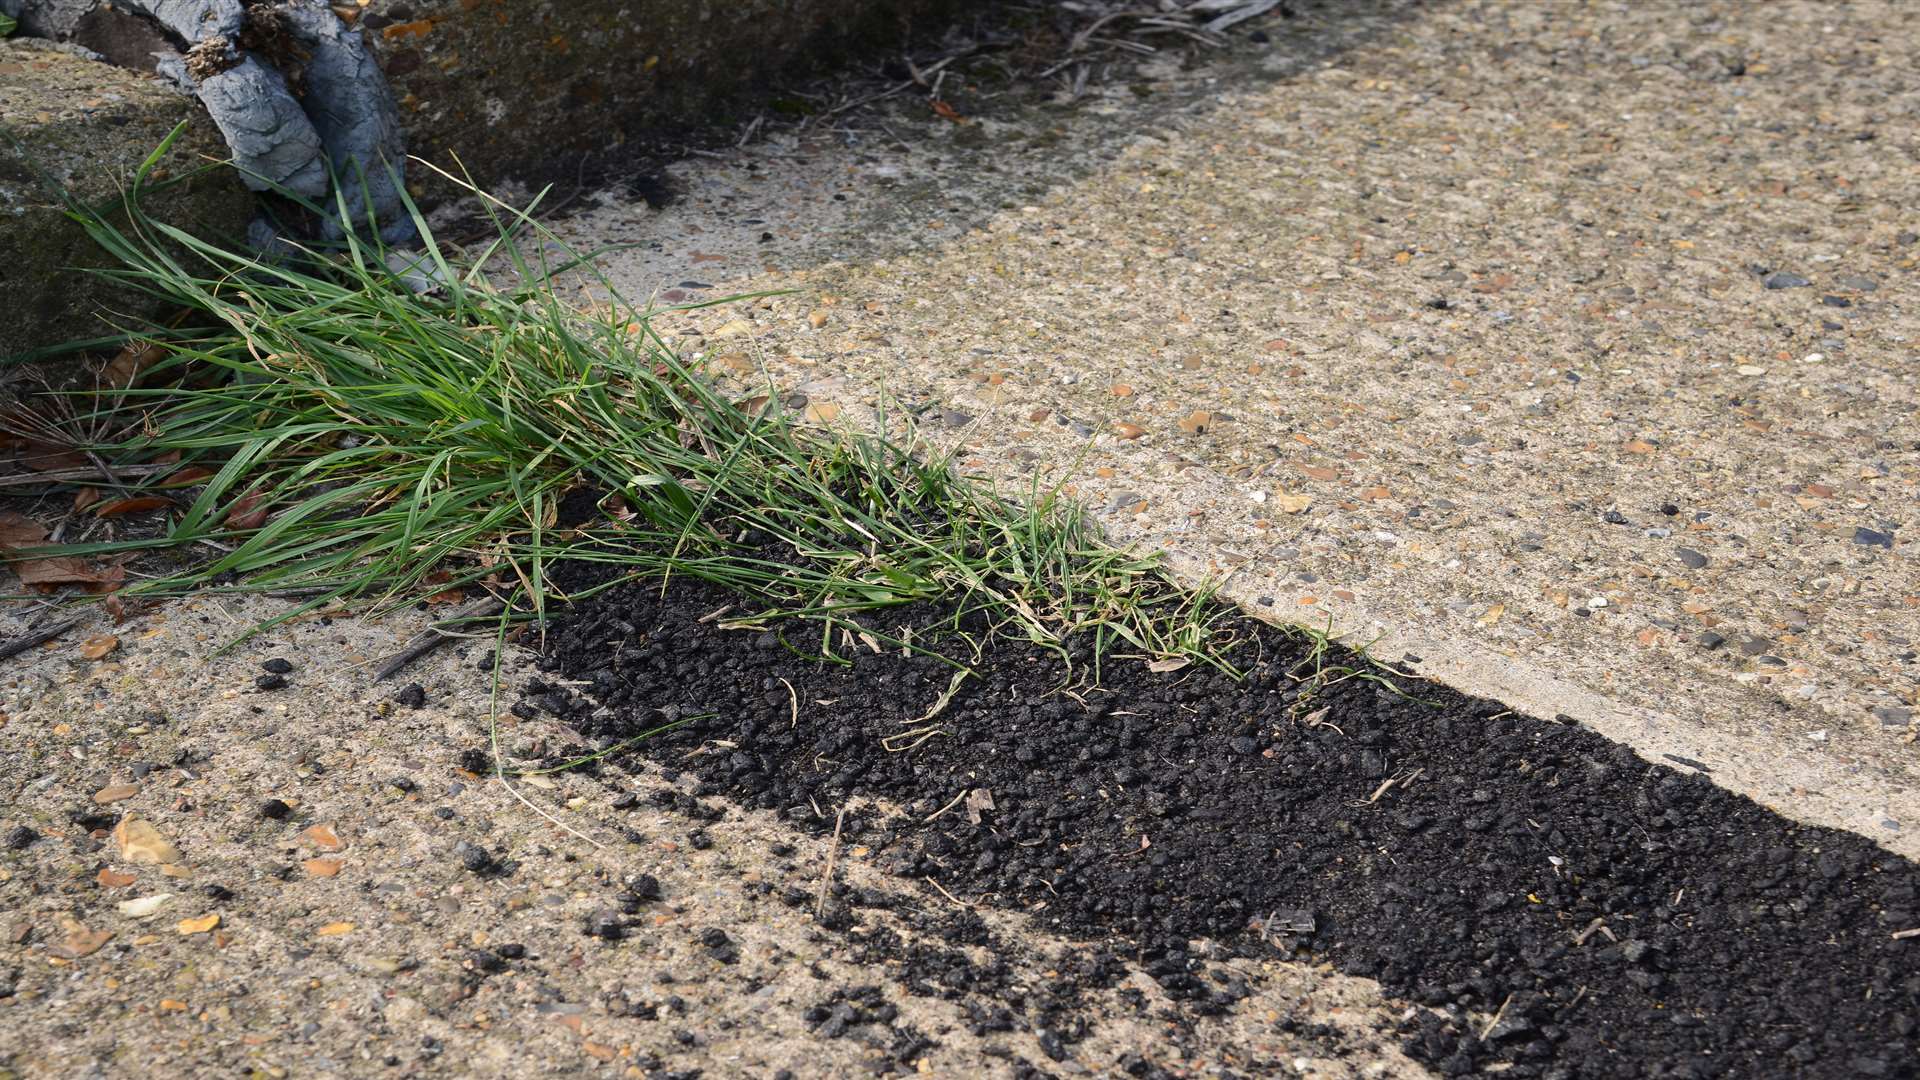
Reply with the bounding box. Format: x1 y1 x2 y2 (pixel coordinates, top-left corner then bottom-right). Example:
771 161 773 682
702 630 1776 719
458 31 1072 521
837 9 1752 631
531 571 1920 1078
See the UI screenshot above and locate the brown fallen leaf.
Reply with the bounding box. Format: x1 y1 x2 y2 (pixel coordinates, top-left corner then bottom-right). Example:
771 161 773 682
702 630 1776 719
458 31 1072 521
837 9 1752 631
1623 439 1656 455
93 782 138 803
103 340 168 390
176 913 220 935
1297 465 1340 482
302 858 344 878
97 869 137 888
0 511 48 548
79 635 121 660
11 555 126 596
93 496 171 518
153 466 214 488
1112 422 1147 440
1178 410 1213 434
931 98 965 123
224 489 270 531
14 556 104 592
315 921 353 937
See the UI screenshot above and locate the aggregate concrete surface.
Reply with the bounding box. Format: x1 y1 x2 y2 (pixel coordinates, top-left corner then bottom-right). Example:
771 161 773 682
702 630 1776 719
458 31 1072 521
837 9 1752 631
568 0 1919 855
0 596 1416 1077
3 0 1916 1076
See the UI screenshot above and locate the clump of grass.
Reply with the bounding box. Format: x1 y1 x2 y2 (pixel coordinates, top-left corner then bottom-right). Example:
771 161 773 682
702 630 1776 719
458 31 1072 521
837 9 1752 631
14 128 1233 676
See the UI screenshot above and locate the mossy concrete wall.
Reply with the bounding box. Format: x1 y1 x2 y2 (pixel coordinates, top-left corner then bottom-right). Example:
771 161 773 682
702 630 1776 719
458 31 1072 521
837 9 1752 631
0 38 252 359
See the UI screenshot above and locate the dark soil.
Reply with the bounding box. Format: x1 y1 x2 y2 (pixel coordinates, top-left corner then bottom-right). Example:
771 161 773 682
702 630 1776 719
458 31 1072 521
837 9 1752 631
527 569 1920 1079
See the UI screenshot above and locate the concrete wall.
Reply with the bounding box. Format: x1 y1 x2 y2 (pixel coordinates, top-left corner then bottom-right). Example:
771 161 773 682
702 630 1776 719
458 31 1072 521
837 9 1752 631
0 38 252 359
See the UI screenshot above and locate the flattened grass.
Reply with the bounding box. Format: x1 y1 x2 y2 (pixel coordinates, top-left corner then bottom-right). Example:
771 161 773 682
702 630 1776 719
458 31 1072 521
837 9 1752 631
16 137 1233 676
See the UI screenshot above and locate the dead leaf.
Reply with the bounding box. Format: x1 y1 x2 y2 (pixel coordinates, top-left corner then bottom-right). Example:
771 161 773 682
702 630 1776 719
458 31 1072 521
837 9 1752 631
93 495 171 518
1112 422 1147 440
963 788 996 826
1178 410 1213 434
97 869 137 888
806 309 829 329
1623 439 1656 455
72 488 103 513
176 913 220 935
1110 383 1135 398
92 781 138 803
302 858 343 878
102 340 167 390
315 921 354 937
1298 465 1340 482
79 635 120 660
0 511 48 549
931 99 965 123
1477 604 1506 627
154 466 214 488
224 489 269 531
13 556 106 592
1147 657 1192 674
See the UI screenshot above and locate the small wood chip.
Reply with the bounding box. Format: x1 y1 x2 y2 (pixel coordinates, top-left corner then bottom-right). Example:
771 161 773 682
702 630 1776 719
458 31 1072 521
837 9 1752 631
176 913 220 935
300 823 344 852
